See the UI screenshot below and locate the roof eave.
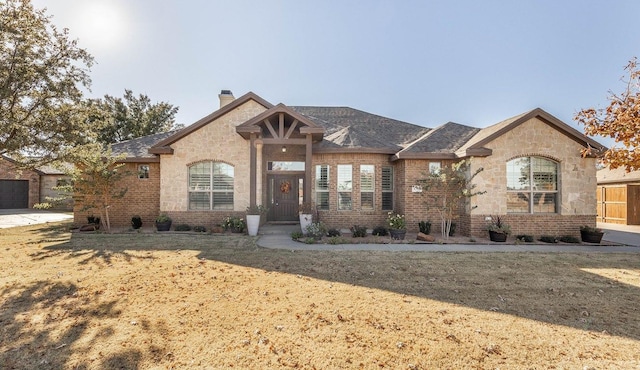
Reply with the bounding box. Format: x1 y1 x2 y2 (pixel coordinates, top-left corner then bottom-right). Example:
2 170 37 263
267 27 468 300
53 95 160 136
313 147 398 155
391 152 457 161
148 146 174 154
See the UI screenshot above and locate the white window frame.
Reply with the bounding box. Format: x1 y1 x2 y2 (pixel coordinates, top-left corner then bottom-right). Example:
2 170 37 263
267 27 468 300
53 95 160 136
337 164 352 210
360 165 375 210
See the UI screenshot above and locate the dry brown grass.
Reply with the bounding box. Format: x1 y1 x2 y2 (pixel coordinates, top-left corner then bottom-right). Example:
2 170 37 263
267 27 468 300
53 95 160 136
1 221 640 369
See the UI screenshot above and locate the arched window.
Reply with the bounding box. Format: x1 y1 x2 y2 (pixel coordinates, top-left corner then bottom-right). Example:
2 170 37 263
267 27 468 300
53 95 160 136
188 162 234 210
506 157 558 213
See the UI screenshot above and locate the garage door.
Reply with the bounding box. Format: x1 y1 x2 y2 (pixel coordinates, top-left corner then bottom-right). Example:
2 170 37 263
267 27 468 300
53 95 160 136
0 180 29 209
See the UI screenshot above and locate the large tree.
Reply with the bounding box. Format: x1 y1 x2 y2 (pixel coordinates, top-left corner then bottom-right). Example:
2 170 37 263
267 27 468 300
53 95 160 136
575 58 640 172
0 0 94 167
93 89 180 145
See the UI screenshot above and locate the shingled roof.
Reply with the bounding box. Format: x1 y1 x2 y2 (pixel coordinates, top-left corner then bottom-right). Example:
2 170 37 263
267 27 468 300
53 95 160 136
398 122 480 156
111 130 179 161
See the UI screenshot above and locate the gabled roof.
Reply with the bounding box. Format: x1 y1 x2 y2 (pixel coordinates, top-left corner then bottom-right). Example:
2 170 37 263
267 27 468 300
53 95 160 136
149 92 273 154
454 108 606 158
395 122 480 159
597 166 640 184
314 126 402 154
236 103 324 141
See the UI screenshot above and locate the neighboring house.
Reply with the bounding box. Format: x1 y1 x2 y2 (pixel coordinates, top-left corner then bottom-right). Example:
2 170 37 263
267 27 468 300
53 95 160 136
74 90 604 237
0 155 72 210
596 167 640 225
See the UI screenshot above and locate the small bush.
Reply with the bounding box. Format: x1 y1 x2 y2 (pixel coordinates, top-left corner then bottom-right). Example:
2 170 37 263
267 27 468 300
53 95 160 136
291 231 303 240
193 225 206 232
328 236 347 245
305 222 327 239
372 226 388 236
327 228 341 237
131 216 143 229
303 237 316 244
350 225 367 238
515 234 534 243
559 235 580 243
87 215 101 225
175 224 192 232
539 235 558 243
418 221 431 235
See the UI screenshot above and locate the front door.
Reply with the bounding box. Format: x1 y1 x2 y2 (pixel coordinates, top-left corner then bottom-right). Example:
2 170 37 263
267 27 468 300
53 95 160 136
268 175 301 221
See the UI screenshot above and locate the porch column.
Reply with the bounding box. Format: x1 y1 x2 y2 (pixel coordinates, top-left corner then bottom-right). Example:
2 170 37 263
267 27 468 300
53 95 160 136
250 133 257 207
305 134 312 203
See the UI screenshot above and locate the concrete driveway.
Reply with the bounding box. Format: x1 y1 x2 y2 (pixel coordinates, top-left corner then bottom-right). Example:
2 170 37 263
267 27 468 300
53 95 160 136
599 223 640 247
0 209 73 229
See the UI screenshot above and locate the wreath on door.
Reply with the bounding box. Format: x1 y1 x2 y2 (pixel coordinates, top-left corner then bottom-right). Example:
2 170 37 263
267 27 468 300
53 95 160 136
280 180 291 194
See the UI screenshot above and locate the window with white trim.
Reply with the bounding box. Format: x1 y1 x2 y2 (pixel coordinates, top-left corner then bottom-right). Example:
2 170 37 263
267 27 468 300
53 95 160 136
381 166 393 211
188 162 234 210
315 165 329 210
360 165 374 210
138 164 150 179
507 157 558 213
337 165 352 210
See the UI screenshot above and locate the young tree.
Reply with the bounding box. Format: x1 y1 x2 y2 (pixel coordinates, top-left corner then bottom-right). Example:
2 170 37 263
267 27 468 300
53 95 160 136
418 160 485 239
0 0 95 167
70 145 131 232
93 89 180 145
575 58 640 172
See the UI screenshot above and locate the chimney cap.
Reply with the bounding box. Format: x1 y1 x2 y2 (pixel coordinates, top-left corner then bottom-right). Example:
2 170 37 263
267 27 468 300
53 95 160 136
220 89 233 95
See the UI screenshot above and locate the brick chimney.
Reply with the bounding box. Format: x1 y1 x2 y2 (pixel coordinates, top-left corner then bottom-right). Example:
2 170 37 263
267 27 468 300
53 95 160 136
219 90 234 108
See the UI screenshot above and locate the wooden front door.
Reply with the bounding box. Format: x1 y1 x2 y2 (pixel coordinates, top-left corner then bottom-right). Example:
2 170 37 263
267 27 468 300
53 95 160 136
268 175 301 221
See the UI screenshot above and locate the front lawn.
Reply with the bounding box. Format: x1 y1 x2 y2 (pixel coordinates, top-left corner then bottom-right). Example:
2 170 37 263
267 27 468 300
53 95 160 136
1 222 639 369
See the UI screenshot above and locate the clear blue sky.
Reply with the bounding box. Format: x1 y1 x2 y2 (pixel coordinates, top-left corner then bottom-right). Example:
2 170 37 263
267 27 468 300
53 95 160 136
33 0 640 146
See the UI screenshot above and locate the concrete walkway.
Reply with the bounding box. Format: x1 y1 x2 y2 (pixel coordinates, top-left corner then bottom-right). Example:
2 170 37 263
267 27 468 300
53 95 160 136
0 209 73 229
257 224 640 252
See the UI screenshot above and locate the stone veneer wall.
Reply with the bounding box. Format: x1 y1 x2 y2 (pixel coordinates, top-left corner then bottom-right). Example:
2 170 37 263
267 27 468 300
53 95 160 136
468 117 598 238
311 153 398 231
74 162 161 227
0 157 40 208
158 100 268 226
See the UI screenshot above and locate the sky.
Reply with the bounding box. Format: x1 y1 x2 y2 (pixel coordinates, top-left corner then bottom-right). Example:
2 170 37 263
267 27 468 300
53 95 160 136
32 0 640 147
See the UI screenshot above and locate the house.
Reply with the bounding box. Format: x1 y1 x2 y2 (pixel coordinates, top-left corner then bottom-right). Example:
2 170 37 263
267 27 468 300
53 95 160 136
74 90 604 237
0 155 72 210
596 167 640 225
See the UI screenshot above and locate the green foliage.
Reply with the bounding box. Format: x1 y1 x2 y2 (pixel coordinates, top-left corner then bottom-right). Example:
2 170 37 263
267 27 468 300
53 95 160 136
131 216 143 229
0 0 95 167
156 214 172 223
387 212 406 230
305 222 326 239
290 231 303 240
87 215 100 225
372 226 388 236
516 234 534 243
71 145 131 232
539 235 559 243
580 225 602 233
350 225 368 238
222 216 245 232
327 237 348 245
486 216 511 235
418 221 431 235
92 89 180 145
559 235 580 243
418 160 485 239
326 228 341 237
246 204 268 215
174 224 192 232
303 237 316 244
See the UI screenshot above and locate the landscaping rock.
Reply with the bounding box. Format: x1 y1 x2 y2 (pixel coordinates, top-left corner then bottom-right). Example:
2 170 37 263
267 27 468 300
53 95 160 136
417 232 435 242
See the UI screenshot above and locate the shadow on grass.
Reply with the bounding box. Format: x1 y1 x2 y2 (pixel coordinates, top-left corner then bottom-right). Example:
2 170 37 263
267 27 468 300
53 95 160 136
33 231 640 343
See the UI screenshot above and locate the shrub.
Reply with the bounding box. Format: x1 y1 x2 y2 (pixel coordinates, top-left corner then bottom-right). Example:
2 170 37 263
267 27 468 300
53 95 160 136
305 222 326 239
328 236 347 245
131 215 143 229
327 228 341 237
193 225 206 233
222 216 245 232
372 226 388 236
515 234 534 243
303 237 316 244
539 235 558 243
559 235 580 243
175 224 191 231
387 212 406 229
350 225 367 238
290 231 303 240
87 215 101 225
580 225 602 233
156 214 171 223
418 221 431 234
